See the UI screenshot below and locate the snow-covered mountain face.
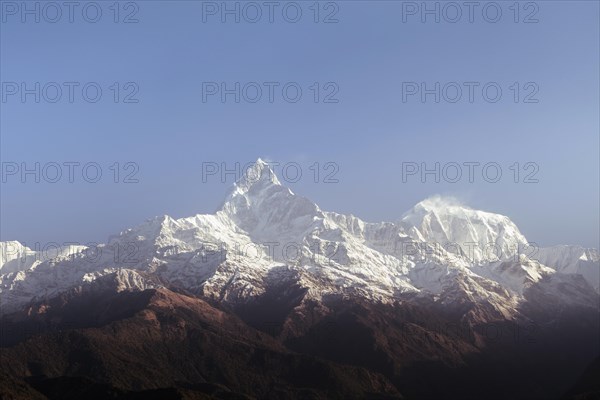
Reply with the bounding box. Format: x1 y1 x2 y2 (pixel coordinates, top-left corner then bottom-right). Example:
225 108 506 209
0 241 87 275
0 242 39 274
400 196 530 265
1 159 598 315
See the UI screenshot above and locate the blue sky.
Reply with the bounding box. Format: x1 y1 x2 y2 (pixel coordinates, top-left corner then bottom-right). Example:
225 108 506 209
1 1 599 248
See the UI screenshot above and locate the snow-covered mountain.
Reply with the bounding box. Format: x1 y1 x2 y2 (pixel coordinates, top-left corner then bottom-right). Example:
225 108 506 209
0 241 87 274
400 196 530 264
1 159 598 316
0 242 39 274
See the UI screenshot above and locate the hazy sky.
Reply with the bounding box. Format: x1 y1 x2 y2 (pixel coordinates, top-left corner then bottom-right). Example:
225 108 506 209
1 1 599 249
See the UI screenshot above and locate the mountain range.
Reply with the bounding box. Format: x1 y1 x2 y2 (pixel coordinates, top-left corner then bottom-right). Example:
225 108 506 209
1 158 598 399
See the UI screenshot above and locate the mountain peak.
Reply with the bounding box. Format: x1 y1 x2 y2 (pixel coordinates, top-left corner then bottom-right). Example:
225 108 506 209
401 196 528 263
217 159 324 240
230 158 282 195
410 195 469 213
403 195 513 223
